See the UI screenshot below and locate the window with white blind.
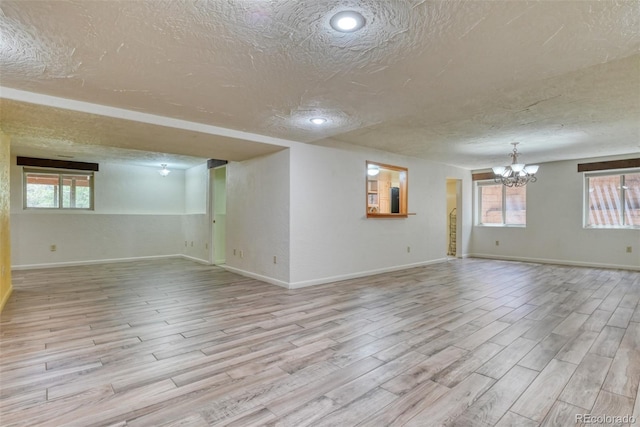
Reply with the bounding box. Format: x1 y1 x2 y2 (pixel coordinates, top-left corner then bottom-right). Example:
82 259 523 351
585 170 640 228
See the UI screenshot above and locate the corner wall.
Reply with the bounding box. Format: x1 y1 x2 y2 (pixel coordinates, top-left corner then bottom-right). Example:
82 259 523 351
288 143 472 287
225 150 290 286
0 131 12 312
10 158 190 268
470 154 640 270
182 163 209 263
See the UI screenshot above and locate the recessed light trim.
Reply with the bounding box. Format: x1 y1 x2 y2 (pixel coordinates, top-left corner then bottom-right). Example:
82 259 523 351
330 11 366 33
310 117 327 125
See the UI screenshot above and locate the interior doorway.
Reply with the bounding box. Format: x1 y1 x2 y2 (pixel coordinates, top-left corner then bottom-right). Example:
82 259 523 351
210 166 226 265
446 179 461 257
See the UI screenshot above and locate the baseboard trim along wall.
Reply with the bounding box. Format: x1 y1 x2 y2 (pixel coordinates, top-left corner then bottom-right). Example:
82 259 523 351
469 253 640 271
287 258 449 289
11 254 192 270
181 254 210 265
220 265 290 289
223 259 450 289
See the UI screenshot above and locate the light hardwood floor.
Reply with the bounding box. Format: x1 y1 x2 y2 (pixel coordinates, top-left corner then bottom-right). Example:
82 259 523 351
1 258 638 426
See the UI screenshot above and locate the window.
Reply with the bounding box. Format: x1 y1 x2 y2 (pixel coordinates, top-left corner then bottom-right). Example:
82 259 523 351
24 168 94 209
585 170 639 228
366 161 408 217
476 182 526 226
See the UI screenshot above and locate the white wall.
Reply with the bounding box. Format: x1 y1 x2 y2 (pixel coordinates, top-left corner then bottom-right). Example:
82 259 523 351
470 154 640 270
10 159 186 214
225 150 290 285
11 213 183 267
182 163 210 263
287 143 471 287
181 214 209 262
10 157 198 268
95 163 186 214
185 163 208 214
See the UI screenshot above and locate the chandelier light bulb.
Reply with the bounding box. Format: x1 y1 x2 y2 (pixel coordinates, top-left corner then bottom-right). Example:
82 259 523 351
159 164 171 177
492 143 539 187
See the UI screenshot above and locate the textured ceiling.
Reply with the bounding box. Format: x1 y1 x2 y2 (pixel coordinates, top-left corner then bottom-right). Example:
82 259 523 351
0 0 639 169
1 98 286 169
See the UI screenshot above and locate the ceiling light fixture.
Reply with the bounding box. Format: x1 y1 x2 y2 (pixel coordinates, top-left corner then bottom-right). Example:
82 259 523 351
367 164 380 176
159 164 171 177
330 10 366 32
492 143 539 187
310 117 327 125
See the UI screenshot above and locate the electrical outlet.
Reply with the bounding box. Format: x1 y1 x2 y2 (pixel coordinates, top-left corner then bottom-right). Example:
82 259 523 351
50 244 57 252
205 243 208 250
191 241 194 247
233 249 237 256
407 246 411 253
495 240 499 246
273 255 277 264
627 246 633 253
240 250 244 258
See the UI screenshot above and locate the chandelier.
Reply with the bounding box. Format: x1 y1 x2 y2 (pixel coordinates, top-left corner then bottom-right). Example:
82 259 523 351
158 164 171 177
492 143 539 187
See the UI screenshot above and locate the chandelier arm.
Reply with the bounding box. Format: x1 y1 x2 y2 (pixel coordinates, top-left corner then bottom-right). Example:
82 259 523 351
492 143 538 187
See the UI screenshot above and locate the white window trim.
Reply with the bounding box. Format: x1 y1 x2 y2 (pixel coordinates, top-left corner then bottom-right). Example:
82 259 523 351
583 168 640 229
475 180 526 227
23 167 95 211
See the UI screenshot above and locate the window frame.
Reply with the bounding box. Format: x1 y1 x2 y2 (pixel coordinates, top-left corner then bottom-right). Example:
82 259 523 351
365 161 408 218
475 180 526 227
23 167 95 211
583 168 639 229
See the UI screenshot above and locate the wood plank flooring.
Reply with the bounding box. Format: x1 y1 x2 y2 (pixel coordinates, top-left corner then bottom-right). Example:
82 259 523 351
1 258 638 426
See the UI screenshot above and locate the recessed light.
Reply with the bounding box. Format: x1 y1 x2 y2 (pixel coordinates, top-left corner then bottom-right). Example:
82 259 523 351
310 117 327 125
330 11 366 33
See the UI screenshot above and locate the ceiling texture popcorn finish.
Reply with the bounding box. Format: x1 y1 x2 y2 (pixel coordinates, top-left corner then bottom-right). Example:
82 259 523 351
0 0 639 168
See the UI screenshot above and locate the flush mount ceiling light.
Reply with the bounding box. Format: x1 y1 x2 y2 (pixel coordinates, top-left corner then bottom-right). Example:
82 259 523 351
367 164 380 176
159 164 171 177
310 117 327 125
492 143 539 187
330 10 366 32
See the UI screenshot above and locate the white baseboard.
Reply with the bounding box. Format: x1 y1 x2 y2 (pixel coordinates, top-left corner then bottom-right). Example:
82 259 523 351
288 258 449 289
180 255 211 265
12 254 184 270
220 265 290 289
223 258 450 289
469 253 640 271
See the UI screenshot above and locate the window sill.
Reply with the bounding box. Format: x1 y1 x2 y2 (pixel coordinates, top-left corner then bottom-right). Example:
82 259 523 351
367 213 409 219
584 226 640 230
475 224 526 228
23 208 94 212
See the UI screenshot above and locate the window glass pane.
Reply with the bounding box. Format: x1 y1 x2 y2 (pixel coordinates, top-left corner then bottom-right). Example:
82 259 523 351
588 175 621 226
25 173 59 208
505 186 526 225
480 184 503 224
62 174 92 209
623 173 640 226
